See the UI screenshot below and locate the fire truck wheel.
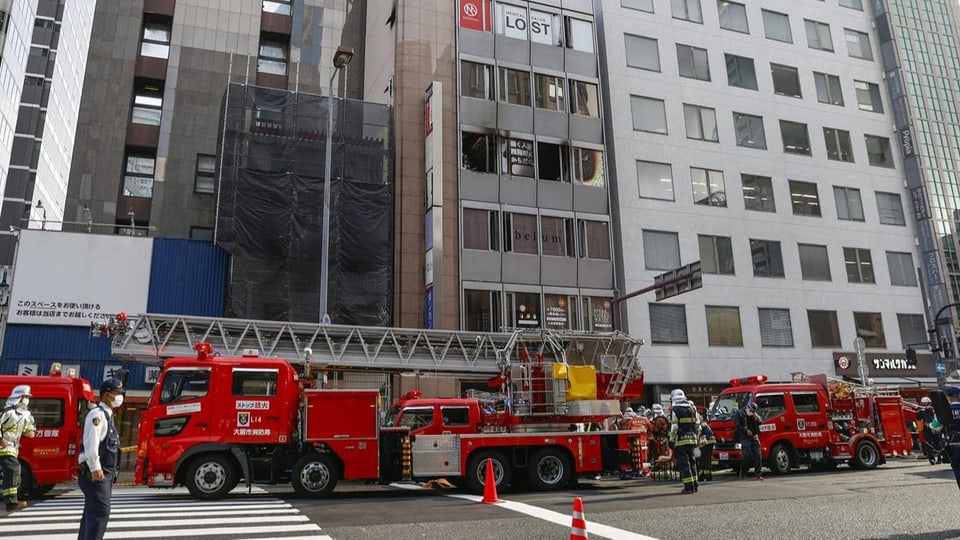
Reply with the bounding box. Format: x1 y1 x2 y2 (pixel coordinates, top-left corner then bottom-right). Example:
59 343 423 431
768 443 792 475
851 440 880 470
526 448 571 491
291 453 339 498
183 454 238 499
466 451 511 495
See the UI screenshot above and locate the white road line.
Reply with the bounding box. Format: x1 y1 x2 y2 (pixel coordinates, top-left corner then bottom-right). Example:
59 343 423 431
393 484 658 540
7 508 301 521
12 503 293 517
14 525 328 540
15 514 310 532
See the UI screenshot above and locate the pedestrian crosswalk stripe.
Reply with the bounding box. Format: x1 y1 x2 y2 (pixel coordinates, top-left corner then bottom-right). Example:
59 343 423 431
1 486 333 539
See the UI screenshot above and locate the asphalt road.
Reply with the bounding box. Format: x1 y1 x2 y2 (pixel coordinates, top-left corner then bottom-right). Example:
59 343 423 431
273 457 960 540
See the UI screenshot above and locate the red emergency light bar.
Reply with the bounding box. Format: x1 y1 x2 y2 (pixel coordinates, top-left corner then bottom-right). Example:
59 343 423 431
194 341 214 360
729 374 767 386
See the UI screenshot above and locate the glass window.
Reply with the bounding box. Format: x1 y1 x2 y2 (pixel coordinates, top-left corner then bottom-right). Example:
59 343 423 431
544 294 578 330
507 291 541 328
898 314 927 350
844 247 875 283
854 81 883 112
623 0 654 12
534 73 565 111
189 227 213 241
123 154 155 199
398 408 434 430
159 368 210 404
886 251 917 286
840 0 863 10
582 297 614 331
733 113 766 149
463 208 499 250
132 79 163 126
814 72 844 106
751 239 784 277
865 135 894 167
537 142 568 182
683 104 718 142
698 235 734 275
677 44 710 81
530 10 562 46
671 0 702 23
565 17 594 53
499 68 531 105
541 216 574 257
691 167 726 207
799 244 831 281
725 54 757 90
789 180 821 217
464 289 501 332
440 406 472 426
808 310 841 348
780 120 811 155
706 306 743 346
625 34 661 72
755 394 787 421
876 192 905 225
195 154 216 194
263 1 292 15
761 9 792 43
462 132 497 173
258 40 287 75
824 128 854 162
570 80 600 117
578 220 610 259
631 95 667 134
792 393 821 413
854 312 886 348
717 1 748 33
572 148 605 187
30 398 64 428
637 160 674 201
650 303 688 344
742 174 775 212
804 20 833 51
833 186 864 221
141 22 171 59
759 308 793 347
500 138 534 177
503 212 538 254
844 29 872 60
462 61 494 100
771 64 801 98
232 369 278 396
643 230 680 270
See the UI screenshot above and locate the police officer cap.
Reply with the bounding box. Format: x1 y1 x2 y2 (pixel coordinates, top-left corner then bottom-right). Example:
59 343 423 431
100 377 126 395
745 401 758 410
947 386 960 398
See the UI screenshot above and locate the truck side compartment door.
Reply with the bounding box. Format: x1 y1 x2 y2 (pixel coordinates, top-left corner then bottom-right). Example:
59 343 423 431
230 368 282 443
155 367 213 444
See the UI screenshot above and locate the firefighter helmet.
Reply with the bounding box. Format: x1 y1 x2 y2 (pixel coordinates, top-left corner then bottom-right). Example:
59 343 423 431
5 385 31 408
670 388 687 405
921 397 932 405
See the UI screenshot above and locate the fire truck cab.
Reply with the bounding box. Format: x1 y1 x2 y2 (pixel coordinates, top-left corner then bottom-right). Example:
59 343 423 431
707 374 913 475
0 373 95 497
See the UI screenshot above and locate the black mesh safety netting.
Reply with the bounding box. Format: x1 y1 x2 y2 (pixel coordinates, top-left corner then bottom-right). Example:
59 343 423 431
216 84 394 325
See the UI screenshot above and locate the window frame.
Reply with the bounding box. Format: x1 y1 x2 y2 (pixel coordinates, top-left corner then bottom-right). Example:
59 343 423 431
824 127 854 162
854 80 884 113
833 186 864 221
725 54 758 91
258 39 288 75
742 174 775 212
499 67 532 106
637 160 675 201
630 95 668 134
761 9 792 43
854 311 886 348
789 180 821 217
123 153 156 199
876 191 906 226
194 154 216 194
643 229 680 270
750 239 785 277
624 34 661 72
569 79 600 117
814 72 844 106
691 167 726 207
676 43 710 81
717 0 749 34
865 135 895 167
671 0 702 23
844 28 873 60
733 112 767 150
463 207 500 251
650 303 689 345
804 19 834 52
771 63 802 98
798 243 831 281
759 308 794 347
683 103 719 142
698 234 735 275
843 246 875 284
705 305 744 347
808 310 841 348
780 120 812 155
461 60 495 100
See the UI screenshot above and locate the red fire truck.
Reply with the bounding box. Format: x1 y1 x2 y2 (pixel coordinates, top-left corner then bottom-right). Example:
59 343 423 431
707 374 914 475
0 371 96 497
126 315 646 499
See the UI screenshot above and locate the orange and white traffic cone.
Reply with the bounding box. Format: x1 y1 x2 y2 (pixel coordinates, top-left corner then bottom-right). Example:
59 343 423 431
570 496 588 539
480 458 503 504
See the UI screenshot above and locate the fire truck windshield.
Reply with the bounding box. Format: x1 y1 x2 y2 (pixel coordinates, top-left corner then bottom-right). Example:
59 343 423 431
707 391 752 421
382 405 401 427
159 368 211 404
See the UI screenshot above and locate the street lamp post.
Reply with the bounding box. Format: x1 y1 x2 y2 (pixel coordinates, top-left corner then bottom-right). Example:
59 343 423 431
319 46 355 323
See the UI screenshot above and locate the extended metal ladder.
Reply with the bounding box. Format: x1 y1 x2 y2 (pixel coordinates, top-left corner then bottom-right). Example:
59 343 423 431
109 314 645 385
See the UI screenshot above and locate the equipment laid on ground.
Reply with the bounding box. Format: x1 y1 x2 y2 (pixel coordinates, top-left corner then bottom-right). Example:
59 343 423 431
124 314 647 499
0 371 96 497
707 373 914 474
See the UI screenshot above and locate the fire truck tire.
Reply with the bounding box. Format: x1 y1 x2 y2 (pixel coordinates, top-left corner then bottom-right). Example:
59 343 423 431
526 448 571 491
32 484 55 497
466 451 511 495
768 443 792 475
851 440 880 470
291 453 339 498
183 454 238 499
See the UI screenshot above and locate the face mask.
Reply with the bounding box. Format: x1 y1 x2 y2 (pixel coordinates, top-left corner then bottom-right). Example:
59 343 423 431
109 394 124 408
17 398 28 409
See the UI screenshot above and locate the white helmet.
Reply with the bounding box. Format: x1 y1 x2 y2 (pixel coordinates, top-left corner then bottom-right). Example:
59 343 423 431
921 397 932 405
5 385 31 408
651 403 664 415
670 388 687 405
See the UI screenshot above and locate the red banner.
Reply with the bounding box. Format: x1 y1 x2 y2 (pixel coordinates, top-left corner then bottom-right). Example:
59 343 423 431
459 0 491 32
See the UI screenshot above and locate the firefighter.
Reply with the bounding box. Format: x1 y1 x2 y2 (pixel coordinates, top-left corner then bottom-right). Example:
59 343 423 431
668 389 700 494
917 396 942 464
78 378 125 540
696 407 716 482
737 401 764 480
1 385 36 512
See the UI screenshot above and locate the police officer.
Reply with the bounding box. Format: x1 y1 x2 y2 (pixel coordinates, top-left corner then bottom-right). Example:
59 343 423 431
1 385 36 512
78 378 124 540
738 401 764 480
668 389 700 494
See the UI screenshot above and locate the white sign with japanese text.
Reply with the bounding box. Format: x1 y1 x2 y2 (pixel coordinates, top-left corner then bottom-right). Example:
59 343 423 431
8 230 153 326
